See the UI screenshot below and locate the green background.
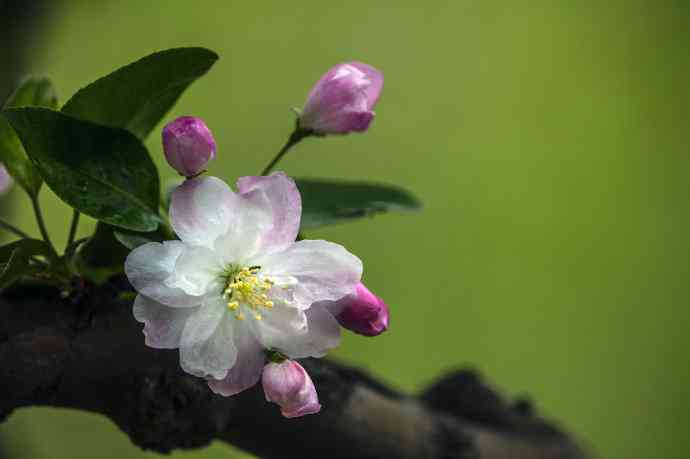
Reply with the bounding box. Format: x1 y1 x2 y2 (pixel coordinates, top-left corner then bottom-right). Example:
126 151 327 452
2 1 689 458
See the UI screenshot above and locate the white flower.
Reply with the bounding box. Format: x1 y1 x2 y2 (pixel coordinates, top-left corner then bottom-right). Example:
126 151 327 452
125 172 362 395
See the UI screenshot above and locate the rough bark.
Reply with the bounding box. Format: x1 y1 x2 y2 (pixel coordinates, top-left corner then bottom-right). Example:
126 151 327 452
0 279 592 459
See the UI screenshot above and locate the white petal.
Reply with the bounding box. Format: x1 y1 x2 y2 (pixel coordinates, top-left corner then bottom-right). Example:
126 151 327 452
264 303 341 359
213 204 268 264
179 297 237 379
254 240 363 309
169 176 236 249
125 241 201 307
250 304 308 354
167 245 223 296
133 295 198 349
208 323 265 396
236 173 301 254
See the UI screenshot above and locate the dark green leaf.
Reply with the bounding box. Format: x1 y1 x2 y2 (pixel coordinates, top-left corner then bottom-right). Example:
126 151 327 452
0 247 40 290
0 76 59 196
75 223 131 284
61 47 218 139
296 178 422 229
4 107 160 231
113 227 165 250
0 238 55 262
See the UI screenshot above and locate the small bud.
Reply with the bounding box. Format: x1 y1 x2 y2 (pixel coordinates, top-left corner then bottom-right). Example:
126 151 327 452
0 165 12 195
334 282 389 337
299 62 383 135
262 360 321 418
162 116 216 177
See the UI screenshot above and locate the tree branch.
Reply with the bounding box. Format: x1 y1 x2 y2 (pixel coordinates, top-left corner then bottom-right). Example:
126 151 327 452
0 280 591 459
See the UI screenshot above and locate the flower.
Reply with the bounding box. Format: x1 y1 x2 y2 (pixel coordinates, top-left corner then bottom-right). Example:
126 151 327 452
262 359 321 418
299 62 383 135
0 164 12 194
125 172 361 397
331 282 389 336
162 116 216 177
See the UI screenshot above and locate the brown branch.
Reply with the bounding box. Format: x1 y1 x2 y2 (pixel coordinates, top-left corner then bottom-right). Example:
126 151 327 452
0 279 592 459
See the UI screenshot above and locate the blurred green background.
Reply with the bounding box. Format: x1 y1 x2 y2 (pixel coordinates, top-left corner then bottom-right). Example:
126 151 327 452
1 1 689 458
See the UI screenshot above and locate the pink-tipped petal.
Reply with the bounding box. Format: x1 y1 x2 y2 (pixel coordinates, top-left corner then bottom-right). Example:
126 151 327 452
236 172 302 253
348 61 384 108
169 177 236 249
208 324 265 396
252 239 363 309
262 360 321 418
133 295 198 349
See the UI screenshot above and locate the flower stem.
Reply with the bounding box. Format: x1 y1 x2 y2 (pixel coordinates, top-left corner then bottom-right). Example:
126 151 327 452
31 196 56 256
0 219 30 239
260 128 312 176
65 210 80 252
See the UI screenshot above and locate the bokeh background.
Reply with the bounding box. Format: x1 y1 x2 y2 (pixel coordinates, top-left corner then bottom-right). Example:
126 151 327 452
1 1 689 458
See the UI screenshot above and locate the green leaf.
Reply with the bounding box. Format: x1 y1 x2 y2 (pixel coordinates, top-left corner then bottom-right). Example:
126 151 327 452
4 107 160 231
0 238 55 262
0 240 48 290
0 76 59 196
113 227 165 250
0 249 30 289
75 223 131 284
295 178 422 229
61 47 218 139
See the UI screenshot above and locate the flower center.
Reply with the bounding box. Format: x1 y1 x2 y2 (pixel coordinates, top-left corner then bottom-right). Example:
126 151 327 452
223 266 274 321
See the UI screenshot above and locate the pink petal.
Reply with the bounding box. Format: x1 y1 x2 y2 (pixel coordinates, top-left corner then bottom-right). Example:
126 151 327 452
208 324 265 396
236 172 301 253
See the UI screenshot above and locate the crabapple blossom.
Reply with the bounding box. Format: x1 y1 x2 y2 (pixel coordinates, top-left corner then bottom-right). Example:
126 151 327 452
299 62 383 135
125 172 361 400
262 359 321 418
162 116 216 177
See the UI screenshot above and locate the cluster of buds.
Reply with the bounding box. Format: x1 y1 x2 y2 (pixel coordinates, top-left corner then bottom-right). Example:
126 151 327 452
157 61 387 419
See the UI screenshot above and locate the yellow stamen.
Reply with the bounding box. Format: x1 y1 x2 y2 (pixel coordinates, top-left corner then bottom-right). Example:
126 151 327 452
224 265 275 320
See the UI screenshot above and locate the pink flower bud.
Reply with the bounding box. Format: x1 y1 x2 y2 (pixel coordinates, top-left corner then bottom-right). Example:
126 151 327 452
299 61 383 135
0 165 12 194
162 116 216 177
334 282 389 337
262 360 321 418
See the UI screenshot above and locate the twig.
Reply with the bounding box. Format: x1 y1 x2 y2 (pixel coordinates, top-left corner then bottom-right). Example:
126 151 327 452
0 280 591 459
